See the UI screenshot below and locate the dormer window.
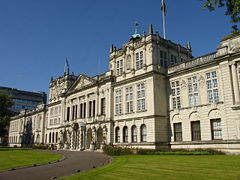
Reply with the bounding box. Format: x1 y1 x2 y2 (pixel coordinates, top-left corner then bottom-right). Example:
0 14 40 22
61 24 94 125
136 51 144 70
116 59 123 76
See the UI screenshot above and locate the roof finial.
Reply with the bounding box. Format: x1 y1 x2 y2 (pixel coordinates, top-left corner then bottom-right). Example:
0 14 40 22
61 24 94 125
110 44 114 53
131 21 141 40
64 58 70 75
149 24 153 35
134 21 139 35
186 42 192 52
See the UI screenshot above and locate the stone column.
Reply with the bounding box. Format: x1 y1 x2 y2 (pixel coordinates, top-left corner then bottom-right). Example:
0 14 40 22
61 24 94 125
231 63 240 104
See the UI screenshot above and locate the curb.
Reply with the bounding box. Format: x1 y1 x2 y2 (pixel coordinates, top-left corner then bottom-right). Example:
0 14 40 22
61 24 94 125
0 150 66 174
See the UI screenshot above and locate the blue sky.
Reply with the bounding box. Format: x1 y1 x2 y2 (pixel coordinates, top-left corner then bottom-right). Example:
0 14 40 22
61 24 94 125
0 0 231 95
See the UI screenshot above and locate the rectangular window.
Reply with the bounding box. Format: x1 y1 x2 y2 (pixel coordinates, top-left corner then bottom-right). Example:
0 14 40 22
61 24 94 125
115 89 122 115
206 71 219 103
211 119 222 140
72 106 75 120
164 52 168 68
171 81 181 109
160 50 164 66
136 51 144 69
126 86 134 113
137 83 146 111
89 101 92 117
101 98 106 115
83 103 86 118
191 121 201 141
116 59 123 76
75 105 78 119
66 107 70 121
188 76 199 106
93 100 96 117
174 123 182 141
80 103 83 118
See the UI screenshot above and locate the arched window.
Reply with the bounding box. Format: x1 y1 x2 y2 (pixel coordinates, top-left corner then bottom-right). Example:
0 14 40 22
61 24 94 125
49 132 51 143
132 125 137 143
123 126 128 143
52 132 55 143
141 124 147 142
115 127 120 143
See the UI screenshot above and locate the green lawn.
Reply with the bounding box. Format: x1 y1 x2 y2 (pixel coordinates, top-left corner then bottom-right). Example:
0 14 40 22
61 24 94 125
61 155 240 180
0 150 62 170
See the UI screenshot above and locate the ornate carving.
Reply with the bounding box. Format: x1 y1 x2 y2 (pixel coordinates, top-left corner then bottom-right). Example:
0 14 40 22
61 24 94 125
199 75 205 87
126 55 131 70
181 80 186 89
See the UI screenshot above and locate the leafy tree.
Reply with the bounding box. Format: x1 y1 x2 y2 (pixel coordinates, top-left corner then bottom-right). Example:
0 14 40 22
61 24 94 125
0 91 14 143
201 0 240 32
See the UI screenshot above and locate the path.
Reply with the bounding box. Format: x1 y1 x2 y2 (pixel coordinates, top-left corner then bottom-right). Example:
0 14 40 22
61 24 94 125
0 150 111 180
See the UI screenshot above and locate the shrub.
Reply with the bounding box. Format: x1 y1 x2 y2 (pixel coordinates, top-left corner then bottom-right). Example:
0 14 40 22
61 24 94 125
103 146 225 156
32 144 50 149
103 145 134 156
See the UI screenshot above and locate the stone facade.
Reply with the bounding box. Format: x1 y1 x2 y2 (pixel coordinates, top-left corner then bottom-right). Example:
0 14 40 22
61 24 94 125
8 25 240 153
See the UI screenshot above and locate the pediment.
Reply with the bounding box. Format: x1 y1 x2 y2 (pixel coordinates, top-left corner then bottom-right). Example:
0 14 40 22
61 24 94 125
68 74 96 92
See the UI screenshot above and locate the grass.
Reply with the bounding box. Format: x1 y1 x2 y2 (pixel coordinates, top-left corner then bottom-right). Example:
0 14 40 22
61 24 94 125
61 155 240 180
0 150 62 170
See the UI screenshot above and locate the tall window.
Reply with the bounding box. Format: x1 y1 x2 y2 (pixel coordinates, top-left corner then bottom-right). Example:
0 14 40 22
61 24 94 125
66 107 70 121
191 121 201 141
136 51 144 69
101 98 106 115
211 119 222 140
140 124 147 142
174 123 182 141
52 132 55 143
126 87 133 113
116 59 123 76
115 89 122 115
49 132 51 143
72 106 75 120
171 81 181 109
80 103 83 118
137 83 146 111
123 126 128 143
89 101 92 117
83 103 86 118
206 71 219 103
188 76 199 106
115 127 120 143
132 125 137 143
93 100 96 117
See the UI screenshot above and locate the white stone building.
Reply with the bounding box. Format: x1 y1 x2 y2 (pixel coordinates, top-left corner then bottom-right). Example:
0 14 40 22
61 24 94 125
8 25 240 153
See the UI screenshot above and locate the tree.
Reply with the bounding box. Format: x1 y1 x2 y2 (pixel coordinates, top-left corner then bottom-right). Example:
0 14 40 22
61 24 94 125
0 91 14 144
201 0 240 32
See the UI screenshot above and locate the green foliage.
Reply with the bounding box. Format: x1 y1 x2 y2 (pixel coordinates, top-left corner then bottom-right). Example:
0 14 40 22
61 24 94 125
201 0 240 32
102 145 134 156
0 150 62 170
137 148 224 155
32 144 51 149
61 155 240 180
0 91 14 140
103 145 224 156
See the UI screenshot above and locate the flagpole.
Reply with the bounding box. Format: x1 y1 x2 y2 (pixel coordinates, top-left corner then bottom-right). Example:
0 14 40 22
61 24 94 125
162 1 166 39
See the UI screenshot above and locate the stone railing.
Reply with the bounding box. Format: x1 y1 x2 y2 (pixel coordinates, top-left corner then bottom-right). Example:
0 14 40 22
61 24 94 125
168 52 217 73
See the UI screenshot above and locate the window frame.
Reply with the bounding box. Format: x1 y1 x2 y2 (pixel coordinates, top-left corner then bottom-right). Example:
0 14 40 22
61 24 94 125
191 121 201 141
174 123 182 141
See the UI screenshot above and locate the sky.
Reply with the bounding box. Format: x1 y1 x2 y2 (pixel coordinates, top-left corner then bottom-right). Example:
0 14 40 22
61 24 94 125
0 0 231 95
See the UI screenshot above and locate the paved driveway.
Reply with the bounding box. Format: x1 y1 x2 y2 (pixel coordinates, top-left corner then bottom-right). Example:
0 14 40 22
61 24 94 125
0 150 112 180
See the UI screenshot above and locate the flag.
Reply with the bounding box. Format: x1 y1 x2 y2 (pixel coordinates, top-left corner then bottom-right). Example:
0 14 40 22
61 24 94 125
161 0 166 16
